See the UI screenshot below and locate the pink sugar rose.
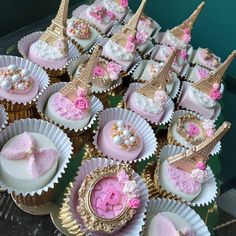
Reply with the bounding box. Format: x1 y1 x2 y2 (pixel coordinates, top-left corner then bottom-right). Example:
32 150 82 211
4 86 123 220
213 82 220 90
74 96 90 111
182 28 191 44
77 89 87 97
121 0 128 8
196 161 206 170
135 30 149 45
127 35 135 42
107 11 116 21
125 41 135 53
93 65 105 77
198 67 210 80
210 89 222 101
117 171 129 183
188 123 200 137
128 198 141 209
206 129 214 137
107 62 122 73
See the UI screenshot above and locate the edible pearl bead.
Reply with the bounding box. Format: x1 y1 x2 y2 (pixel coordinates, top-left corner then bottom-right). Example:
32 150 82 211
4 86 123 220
22 76 30 81
116 120 124 127
17 83 25 91
129 136 136 143
113 136 122 145
8 64 18 71
0 80 12 91
124 140 131 146
11 74 21 82
123 129 131 137
21 69 30 76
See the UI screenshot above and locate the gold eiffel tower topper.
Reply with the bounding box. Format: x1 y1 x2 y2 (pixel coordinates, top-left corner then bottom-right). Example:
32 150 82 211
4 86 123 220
191 50 236 95
60 46 102 101
170 2 205 41
168 121 231 173
136 48 177 99
39 0 69 56
110 0 147 48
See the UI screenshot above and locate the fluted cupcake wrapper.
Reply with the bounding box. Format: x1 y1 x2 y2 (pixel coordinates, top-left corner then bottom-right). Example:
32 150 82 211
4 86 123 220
18 31 80 78
0 55 50 122
123 83 175 125
93 108 158 163
157 145 218 207
0 119 73 205
142 198 210 236
0 105 8 130
167 110 221 155
59 158 149 236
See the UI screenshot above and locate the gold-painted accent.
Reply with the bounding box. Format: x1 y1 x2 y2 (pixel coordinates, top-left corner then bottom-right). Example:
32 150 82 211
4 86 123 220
168 121 231 173
40 0 69 56
192 50 236 95
137 48 177 98
78 164 136 233
83 143 103 161
170 2 205 41
205 202 218 225
110 0 147 48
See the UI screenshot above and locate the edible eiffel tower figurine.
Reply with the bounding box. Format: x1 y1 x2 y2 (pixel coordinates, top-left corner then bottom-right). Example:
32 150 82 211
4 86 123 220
60 46 102 101
192 50 236 95
39 0 69 55
168 121 231 173
137 48 177 99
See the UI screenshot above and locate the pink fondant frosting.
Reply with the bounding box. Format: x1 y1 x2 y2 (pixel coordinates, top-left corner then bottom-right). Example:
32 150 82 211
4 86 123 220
168 164 201 194
52 91 90 120
1 132 58 178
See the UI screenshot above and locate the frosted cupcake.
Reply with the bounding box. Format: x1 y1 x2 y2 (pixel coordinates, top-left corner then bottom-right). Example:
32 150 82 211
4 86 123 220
159 122 230 203
126 50 176 124
0 56 49 122
178 51 236 119
102 0 147 72
67 17 100 52
191 48 221 70
59 158 148 235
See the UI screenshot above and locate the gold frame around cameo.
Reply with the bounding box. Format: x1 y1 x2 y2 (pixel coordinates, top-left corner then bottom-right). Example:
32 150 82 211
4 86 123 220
176 115 207 145
77 164 137 233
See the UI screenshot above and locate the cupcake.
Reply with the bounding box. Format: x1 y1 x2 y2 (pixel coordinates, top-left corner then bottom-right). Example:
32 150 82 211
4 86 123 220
125 50 176 124
0 56 49 122
191 48 221 70
72 3 117 34
178 51 236 119
18 0 79 77
59 158 148 235
186 64 211 82
39 46 103 131
67 17 101 52
133 59 180 99
0 118 73 206
0 105 8 131
102 0 147 72
144 198 210 236
94 108 157 162
159 2 205 49
159 121 230 203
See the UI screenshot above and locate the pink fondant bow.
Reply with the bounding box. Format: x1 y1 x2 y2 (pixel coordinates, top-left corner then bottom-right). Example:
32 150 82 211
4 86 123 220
1 132 58 179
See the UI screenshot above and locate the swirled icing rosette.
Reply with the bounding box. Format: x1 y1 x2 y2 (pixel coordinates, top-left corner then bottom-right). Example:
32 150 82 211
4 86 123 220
124 83 174 125
143 198 210 236
59 158 148 236
93 108 157 163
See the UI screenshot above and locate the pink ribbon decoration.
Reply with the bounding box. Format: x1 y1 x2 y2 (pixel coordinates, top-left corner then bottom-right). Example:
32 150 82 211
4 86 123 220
1 132 59 179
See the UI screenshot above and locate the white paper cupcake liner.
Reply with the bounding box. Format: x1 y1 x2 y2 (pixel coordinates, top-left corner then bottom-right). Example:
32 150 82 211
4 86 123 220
0 55 49 105
177 81 221 121
143 198 210 236
63 158 149 236
67 54 122 94
0 105 8 130
0 118 73 196
169 110 221 155
123 83 174 125
158 145 218 207
18 31 80 71
93 108 158 163
36 82 104 133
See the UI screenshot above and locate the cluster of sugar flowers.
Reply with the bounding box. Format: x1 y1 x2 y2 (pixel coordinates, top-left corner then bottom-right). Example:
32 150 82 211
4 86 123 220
182 28 191 44
198 67 210 80
191 161 208 184
203 119 215 137
89 5 116 24
187 123 200 137
67 19 91 39
210 82 222 101
117 170 140 209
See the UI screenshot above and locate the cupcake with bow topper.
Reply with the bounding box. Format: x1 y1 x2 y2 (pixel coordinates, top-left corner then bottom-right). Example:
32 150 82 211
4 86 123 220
59 158 148 235
158 121 230 205
102 0 147 72
124 49 176 125
36 46 103 152
0 105 8 131
167 110 221 155
178 50 236 120
18 0 79 78
0 56 49 122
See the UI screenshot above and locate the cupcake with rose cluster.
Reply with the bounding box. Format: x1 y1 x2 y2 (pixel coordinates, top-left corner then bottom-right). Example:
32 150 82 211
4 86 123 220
178 51 236 120
59 158 148 235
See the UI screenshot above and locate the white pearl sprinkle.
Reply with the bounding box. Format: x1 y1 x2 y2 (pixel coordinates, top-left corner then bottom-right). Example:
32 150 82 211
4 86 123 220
7 64 18 71
113 136 122 145
123 129 131 137
21 69 30 76
11 74 21 82
116 120 124 127
22 76 30 81
124 140 131 146
129 136 136 143
17 83 25 91
0 80 12 91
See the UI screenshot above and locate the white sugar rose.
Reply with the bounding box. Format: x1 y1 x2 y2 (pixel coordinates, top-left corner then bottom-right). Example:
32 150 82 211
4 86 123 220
123 180 139 198
191 169 208 183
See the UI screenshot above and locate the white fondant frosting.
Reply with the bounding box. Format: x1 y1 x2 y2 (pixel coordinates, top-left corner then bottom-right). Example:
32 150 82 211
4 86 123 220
165 30 187 49
103 0 126 13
